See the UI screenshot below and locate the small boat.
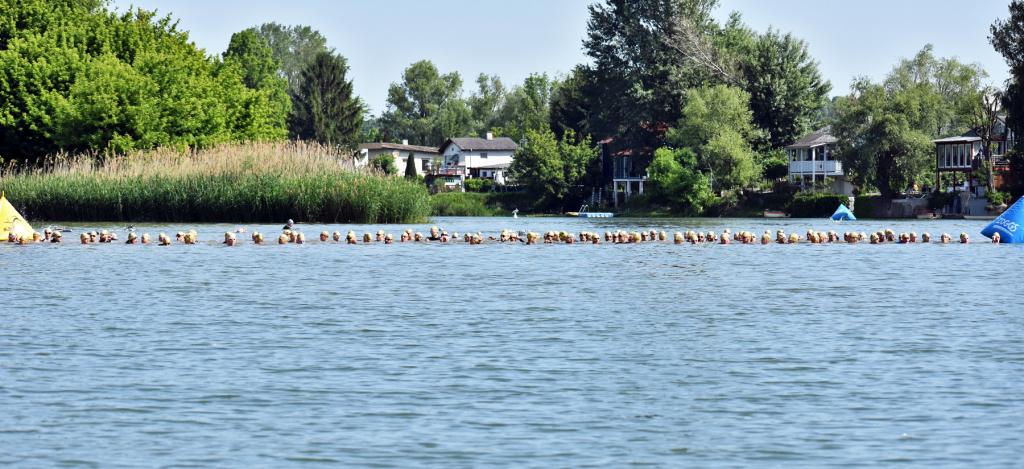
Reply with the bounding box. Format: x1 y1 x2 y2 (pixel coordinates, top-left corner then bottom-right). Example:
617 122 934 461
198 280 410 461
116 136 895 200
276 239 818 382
763 210 790 218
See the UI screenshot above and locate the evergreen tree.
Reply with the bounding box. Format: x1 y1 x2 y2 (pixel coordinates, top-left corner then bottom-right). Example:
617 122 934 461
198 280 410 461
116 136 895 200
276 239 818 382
404 152 417 178
991 1 1024 152
291 52 363 146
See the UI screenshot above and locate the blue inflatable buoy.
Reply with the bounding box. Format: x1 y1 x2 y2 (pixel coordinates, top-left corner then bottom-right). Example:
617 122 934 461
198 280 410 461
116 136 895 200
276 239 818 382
831 204 856 221
981 197 1024 243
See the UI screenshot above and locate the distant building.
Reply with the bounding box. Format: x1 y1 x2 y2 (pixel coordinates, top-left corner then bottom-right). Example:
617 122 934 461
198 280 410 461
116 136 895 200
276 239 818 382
355 140 441 177
785 126 854 196
933 115 1016 196
439 133 518 184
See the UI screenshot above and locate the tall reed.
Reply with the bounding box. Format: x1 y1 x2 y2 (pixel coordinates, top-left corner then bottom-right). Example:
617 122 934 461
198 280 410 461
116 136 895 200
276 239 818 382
0 142 431 223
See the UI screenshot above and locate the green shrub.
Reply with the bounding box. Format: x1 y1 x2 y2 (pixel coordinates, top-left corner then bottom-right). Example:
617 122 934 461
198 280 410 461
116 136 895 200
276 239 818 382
988 190 1009 206
464 178 494 193
928 191 956 210
788 191 849 218
430 192 505 216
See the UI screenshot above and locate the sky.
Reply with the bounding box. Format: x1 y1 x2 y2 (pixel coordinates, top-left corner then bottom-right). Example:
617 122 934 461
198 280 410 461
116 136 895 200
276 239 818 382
110 0 1013 114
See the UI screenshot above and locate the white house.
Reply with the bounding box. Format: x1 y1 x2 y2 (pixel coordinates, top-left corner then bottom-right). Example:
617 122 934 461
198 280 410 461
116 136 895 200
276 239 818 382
355 141 441 176
786 126 854 196
438 133 518 184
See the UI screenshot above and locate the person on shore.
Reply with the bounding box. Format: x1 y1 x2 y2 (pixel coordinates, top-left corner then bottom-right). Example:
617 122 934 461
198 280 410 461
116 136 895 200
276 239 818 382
960 232 970 244
140 233 150 245
223 232 237 246
319 231 329 242
126 232 138 245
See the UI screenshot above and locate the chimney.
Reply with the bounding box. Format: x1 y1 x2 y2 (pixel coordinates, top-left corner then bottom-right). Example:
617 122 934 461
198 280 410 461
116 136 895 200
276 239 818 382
401 139 409 145
485 132 493 141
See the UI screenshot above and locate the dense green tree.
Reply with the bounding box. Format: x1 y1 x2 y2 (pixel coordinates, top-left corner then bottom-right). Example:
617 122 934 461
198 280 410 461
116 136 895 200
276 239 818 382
743 29 830 149
404 151 417 179
291 51 363 146
0 1 288 159
510 128 598 210
549 66 593 140
667 84 760 190
379 60 473 146
647 147 714 214
583 0 719 153
991 1 1024 155
254 23 331 95
224 29 279 89
832 79 935 202
467 74 506 134
496 73 557 144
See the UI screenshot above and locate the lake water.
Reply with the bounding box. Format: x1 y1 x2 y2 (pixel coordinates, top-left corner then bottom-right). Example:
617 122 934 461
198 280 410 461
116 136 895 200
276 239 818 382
2 217 1022 467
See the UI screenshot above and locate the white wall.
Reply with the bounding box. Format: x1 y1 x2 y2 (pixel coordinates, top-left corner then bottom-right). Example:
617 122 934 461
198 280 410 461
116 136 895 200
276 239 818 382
444 143 514 169
359 149 440 176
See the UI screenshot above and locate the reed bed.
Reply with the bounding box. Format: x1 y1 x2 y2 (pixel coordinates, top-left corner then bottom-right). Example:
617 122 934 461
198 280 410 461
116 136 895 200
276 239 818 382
0 142 431 223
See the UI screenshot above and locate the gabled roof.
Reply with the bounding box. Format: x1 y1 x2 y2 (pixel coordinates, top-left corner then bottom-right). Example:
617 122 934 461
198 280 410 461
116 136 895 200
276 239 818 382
932 135 981 144
358 142 440 154
785 126 837 149
439 137 518 153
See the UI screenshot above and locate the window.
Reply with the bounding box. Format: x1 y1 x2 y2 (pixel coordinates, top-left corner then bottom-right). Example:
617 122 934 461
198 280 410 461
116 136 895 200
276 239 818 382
480 152 488 159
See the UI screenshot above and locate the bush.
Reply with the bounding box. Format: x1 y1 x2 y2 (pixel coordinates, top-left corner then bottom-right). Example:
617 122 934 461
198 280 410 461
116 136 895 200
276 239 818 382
988 190 1010 206
788 191 849 218
464 178 495 193
430 192 506 216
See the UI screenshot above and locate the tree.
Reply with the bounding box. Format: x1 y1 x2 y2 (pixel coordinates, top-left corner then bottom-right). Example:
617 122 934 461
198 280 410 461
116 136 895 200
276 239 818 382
667 84 760 191
832 79 934 202
549 66 592 140
379 60 473 146
291 51 363 146
583 0 720 153
496 73 557 144
254 23 331 95
991 1 1024 163
510 128 598 210
371 153 397 175
0 2 289 160
224 29 280 89
743 29 830 149
647 147 715 214
467 74 506 134
404 151 417 178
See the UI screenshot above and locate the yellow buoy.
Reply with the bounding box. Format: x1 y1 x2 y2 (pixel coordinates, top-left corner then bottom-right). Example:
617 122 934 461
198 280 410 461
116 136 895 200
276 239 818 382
0 192 34 242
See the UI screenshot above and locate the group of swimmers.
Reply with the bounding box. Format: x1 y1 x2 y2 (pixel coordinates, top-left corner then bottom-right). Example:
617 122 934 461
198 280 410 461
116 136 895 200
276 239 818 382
1 225 999 246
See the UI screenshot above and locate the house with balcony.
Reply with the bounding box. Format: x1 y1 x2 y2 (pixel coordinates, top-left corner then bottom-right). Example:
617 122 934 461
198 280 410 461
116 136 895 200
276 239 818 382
785 126 854 196
439 133 518 184
356 140 441 177
933 115 1016 197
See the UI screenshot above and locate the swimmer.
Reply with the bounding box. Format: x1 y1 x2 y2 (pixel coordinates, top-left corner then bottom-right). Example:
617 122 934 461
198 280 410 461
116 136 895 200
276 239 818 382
158 233 172 246
332 231 341 242
789 233 799 244
319 231 329 242
223 232 237 246
43 228 52 242
140 233 150 245
252 232 264 245
346 231 357 245
940 233 951 244
278 233 289 245
126 232 138 244
992 232 1001 244
296 232 305 244
80 233 89 244
50 231 62 243
921 232 931 243
959 232 969 244
363 233 372 243
384 233 394 244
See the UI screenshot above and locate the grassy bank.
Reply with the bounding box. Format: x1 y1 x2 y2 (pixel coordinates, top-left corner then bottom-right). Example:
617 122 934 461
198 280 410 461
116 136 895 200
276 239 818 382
431 192 507 216
0 142 431 223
